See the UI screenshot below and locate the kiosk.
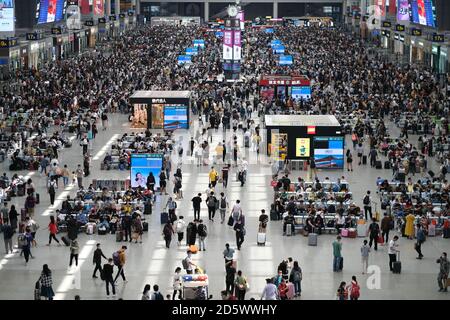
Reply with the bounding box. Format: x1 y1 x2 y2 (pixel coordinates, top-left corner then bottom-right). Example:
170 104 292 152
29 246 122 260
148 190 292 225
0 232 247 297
265 115 344 168
129 91 191 130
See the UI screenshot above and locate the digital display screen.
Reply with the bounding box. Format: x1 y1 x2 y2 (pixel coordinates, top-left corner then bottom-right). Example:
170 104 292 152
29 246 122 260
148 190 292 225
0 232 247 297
265 28 274 33
193 39 205 48
276 86 286 100
295 138 310 157
410 0 436 27
313 136 344 169
260 87 274 100
397 0 409 21
163 105 188 130
279 55 293 65
130 154 163 189
177 55 192 65
273 45 285 54
292 86 311 100
270 39 282 47
0 0 14 32
215 31 223 38
185 47 198 55
37 0 66 24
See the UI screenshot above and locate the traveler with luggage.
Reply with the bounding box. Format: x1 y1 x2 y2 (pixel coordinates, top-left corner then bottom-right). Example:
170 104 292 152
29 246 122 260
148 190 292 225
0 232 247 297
8 205 19 232
25 216 39 247
258 209 269 233
261 278 278 300
47 216 61 246
367 218 380 251
362 191 372 221
183 250 196 275
380 213 393 243
174 216 186 246
346 149 353 172
165 197 178 223
24 193 36 217
223 243 235 266
21 227 33 266
415 223 426 260
92 243 107 278
436 252 449 292
388 236 400 272
162 221 174 249
69 240 79 267
191 193 202 221
103 258 116 297
278 278 289 300
289 261 303 297
197 220 207 251
113 246 128 284
332 236 343 272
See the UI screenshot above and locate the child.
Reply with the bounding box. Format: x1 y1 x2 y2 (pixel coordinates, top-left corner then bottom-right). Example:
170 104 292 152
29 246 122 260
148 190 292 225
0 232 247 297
71 171 77 185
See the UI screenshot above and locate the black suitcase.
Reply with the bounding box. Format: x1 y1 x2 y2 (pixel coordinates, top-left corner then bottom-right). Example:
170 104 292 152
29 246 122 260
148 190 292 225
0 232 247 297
393 253 401 274
144 202 152 215
61 236 70 247
375 161 382 169
384 161 391 169
428 170 435 177
116 230 123 242
270 210 278 221
143 222 148 232
161 212 169 224
35 193 40 204
362 155 367 165
339 257 344 270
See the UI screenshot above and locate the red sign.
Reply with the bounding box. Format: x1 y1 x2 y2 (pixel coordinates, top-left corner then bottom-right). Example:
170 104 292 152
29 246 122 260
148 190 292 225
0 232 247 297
259 75 310 87
307 126 316 134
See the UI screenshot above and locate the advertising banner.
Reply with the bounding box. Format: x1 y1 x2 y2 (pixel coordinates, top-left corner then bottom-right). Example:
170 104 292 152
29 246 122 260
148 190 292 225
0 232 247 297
37 0 66 24
295 138 310 157
131 154 163 189
94 0 103 15
0 0 14 32
233 30 241 60
238 10 244 30
223 30 233 60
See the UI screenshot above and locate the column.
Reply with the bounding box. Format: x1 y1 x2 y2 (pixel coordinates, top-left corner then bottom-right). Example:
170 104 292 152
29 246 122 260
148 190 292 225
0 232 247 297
115 0 121 14
136 0 140 15
273 0 278 19
105 0 111 16
204 1 209 22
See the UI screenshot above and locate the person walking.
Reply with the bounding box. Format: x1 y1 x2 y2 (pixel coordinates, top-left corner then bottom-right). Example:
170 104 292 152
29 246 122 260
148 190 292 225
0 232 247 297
92 243 107 278
361 240 371 274
388 236 400 272
26 216 39 247
69 240 79 267
223 243 235 266
2 221 14 254
8 205 19 232
151 285 164 300
61 165 70 187
191 193 202 221
103 258 116 297
22 227 33 266
332 236 343 272
165 197 178 224
113 246 127 284
48 177 57 206
209 166 219 188
367 218 380 251
222 164 230 188
225 260 236 295
183 250 196 275
197 220 207 251
362 191 372 221
219 192 229 224
234 220 245 251
337 281 348 301
234 270 248 300
289 261 302 297
380 213 393 243
174 216 186 246
261 278 279 300
347 276 360 300
39 264 55 300
206 191 218 222
47 216 61 246
415 223 426 260
162 221 174 249
436 252 449 292
172 267 182 300
346 149 353 172
75 165 84 189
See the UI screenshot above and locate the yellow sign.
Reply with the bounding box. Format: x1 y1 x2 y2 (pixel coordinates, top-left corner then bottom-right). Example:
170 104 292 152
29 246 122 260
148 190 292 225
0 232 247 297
296 138 310 157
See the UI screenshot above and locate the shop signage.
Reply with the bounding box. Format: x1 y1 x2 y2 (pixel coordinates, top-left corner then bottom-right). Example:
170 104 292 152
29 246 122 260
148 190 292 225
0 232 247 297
98 18 106 24
382 21 392 28
85 20 94 27
109 15 117 21
411 28 422 36
0 38 18 48
395 24 405 32
51 28 62 35
432 34 445 43
26 33 44 41
394 34 399 40
119 13 126 19
400 35 405 42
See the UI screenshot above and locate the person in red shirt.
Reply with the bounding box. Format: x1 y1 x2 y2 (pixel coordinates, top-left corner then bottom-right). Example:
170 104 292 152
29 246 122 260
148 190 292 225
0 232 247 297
47 216 61 246
278 278 289 300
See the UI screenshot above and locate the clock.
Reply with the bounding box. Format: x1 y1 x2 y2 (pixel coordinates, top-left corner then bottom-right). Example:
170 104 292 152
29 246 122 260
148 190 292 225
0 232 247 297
227 5 238 17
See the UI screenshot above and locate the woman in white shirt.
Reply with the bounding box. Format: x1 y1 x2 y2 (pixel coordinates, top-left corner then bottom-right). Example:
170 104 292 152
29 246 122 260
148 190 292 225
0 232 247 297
172 267 182 300
141 284 151 300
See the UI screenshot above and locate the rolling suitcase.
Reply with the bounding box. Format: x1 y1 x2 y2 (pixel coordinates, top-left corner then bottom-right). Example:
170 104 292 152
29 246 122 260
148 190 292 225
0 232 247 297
286 282 295 300
393 253 401 274
161 212 169 224
339 257 344 271
257 232 266 246
308 231 317 246
270 210 278 221
61 236 70 247
384 161 391 169
357 223 366 237
362 155 367 165
375 161 382 169
142 222 148 232
144 202 152 215
286 224 292 236
428 170 435 178
35 193 40 204
116 230 123 242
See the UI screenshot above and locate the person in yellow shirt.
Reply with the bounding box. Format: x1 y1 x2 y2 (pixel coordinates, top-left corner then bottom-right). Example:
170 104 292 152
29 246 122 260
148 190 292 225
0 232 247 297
215 143 224 164
209 166 219 188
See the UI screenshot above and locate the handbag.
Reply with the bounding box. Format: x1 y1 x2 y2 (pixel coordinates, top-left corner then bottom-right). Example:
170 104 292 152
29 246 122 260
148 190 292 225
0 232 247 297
377 235 384 244
227 216 234 227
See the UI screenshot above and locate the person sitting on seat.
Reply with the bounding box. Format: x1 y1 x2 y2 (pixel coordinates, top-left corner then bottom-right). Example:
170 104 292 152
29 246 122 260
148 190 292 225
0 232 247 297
315 212 325 235
304 213 316 234
283 214 295 236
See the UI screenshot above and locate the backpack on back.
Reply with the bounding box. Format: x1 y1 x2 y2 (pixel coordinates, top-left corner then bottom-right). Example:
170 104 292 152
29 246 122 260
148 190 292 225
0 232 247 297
363 195 370 205
220 197 227 209
112 251 120 266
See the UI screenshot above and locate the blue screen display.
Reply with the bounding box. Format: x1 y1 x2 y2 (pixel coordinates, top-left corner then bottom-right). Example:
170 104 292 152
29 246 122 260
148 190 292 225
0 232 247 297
270 39 282 47
273 45 285 54
177 55 191 65
185 47 198 56
193 39 205 48
130 154 163 189
215 31 223 38
164 105 188 129
265 28 274 33
37 0 66 24
292 86 311 100
313 137 344 169
279 55 293 65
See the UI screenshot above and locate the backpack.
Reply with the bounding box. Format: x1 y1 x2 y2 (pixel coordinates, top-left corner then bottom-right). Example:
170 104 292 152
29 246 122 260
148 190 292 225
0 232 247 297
112 251 120 266
363 195 370 205
182 257 189 270
153 292 164 300
207 196 216 208
350 283 360 299
175 221 184 233
18 234 27 247
220 197 227 209
198 224 207 237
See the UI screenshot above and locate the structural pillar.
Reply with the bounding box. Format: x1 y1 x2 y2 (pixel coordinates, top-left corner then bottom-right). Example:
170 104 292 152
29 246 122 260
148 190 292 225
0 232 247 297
115 0 121 14
135 0 140 15
273 1 278 19
105 0 111 16
204 1 209 22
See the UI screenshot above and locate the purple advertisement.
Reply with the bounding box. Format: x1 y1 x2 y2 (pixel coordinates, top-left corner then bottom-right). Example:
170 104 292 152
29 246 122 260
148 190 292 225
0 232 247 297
233 30 241 60
397 0 409 21
223 30 233 60
238 10 244 30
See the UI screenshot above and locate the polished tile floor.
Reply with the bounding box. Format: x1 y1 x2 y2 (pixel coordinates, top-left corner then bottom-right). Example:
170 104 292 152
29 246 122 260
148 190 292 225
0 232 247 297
0 113 448 300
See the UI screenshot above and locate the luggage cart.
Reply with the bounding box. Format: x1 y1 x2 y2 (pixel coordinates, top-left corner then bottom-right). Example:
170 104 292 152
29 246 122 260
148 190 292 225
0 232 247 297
182 273 209 300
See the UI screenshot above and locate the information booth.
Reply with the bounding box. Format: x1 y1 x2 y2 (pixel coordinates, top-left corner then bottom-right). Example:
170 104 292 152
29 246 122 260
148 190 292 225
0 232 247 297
265 115 344 169
129 91 191 130
259 75 311 101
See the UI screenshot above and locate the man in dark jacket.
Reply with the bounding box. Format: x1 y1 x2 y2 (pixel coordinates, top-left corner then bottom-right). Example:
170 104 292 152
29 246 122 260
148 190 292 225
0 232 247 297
2 221 14 254
380 213 393 243
103 258 116 296
92 243 107 278
368 218 380 251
